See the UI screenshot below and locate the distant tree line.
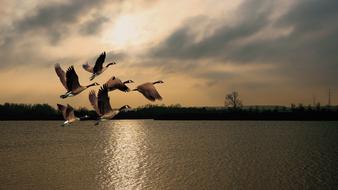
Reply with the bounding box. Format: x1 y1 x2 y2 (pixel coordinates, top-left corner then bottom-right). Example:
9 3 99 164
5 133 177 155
0 102 337 121
118 104 338 120
0 103 60 120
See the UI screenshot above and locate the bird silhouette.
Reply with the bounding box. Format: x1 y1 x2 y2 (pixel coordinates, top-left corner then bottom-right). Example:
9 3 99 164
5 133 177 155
132 80 164 101
104 76 134 92
57 104 88 126
82 52 116 80
55 64 99 99
89 85 131 124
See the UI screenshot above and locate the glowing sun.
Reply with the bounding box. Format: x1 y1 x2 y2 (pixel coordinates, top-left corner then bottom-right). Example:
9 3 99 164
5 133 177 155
104 15 141 48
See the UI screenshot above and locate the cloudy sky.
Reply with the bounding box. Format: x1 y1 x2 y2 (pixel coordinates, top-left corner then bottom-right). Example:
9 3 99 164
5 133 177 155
0 0 337 108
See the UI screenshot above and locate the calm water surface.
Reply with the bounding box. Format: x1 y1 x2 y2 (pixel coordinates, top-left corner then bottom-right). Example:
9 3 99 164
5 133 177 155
0 120 337 189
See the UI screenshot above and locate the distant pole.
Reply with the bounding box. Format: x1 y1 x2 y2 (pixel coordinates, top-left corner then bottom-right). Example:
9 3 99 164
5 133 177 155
224 95 226 107
313 95 316 107
328 88 331 106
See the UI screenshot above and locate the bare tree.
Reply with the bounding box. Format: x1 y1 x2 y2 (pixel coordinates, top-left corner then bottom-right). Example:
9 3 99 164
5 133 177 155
225 91 243 109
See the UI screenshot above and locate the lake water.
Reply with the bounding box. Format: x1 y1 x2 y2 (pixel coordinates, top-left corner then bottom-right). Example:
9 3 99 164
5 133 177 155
0 120 337 189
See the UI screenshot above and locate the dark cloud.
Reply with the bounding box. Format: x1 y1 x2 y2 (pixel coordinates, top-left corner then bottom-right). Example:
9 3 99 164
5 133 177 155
0 0 111 69
79 15 110 35
14 0 108 43
149 0 338 86
151 0 274 61
0 0 159 69
227 0 338 64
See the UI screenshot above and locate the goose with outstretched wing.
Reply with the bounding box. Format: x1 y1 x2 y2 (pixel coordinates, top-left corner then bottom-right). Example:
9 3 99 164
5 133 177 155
82 52 116 81
104 76 134 92
89 85 130 124
57 104 88 126
55 64 99 99
132 80 164 101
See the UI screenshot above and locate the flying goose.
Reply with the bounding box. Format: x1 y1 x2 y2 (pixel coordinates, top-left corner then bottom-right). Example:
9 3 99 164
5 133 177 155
132 80 163 101
55 64 99 99
89 85 131 123
82 52 116 80
57 104 88 126
104 76 134 92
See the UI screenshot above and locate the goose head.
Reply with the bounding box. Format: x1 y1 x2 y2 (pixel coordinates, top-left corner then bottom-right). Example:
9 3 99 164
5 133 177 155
87 82 100 88
153 80 164 84
123 80 134 84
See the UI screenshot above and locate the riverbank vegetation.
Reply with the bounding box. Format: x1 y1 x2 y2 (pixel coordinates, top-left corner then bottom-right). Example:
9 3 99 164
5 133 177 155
1 103 337 121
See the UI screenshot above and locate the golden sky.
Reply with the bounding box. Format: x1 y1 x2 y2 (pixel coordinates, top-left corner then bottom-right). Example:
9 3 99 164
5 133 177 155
0 0 337 108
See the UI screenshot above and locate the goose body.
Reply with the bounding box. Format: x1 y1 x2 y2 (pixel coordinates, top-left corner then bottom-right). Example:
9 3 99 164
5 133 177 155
89 85 131 124
55 64 99 99
57 104 88 126
104 76 134 92
82 52 116 80
133 80 164 101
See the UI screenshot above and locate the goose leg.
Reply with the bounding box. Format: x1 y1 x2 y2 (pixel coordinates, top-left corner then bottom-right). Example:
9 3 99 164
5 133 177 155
60 91 73 99
90 74 96 81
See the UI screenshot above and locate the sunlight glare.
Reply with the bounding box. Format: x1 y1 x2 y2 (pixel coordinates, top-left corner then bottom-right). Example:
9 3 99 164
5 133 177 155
103 15 141 48
102 120 146 189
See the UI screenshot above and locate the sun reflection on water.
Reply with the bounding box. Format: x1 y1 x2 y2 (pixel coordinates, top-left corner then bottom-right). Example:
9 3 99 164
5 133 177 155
99 120 147 190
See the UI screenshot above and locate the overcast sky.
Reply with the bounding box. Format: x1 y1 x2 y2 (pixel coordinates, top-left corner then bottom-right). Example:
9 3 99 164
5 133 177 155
0 0 337 108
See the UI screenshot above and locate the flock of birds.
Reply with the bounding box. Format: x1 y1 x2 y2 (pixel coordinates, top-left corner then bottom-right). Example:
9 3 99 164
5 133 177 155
55 52 164 125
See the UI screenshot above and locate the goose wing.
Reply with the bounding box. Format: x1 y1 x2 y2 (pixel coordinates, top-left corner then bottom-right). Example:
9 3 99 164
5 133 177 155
93 52 106 73
82 63 94 73
97 85 113 115
57 104 67 120
89 90 100 115
66 66 81 91
55 63 68 90
66 104 76 121
138 83 162 101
